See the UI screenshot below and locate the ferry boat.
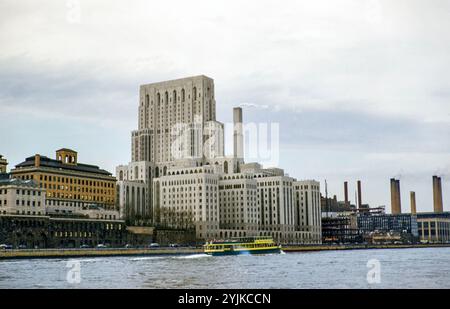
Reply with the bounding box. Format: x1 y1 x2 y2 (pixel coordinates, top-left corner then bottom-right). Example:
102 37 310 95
203 236 282 256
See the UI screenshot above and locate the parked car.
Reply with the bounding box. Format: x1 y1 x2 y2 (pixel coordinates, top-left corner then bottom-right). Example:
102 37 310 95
96 244 107 249
0 244 13 250
148 243 160 248
80 244 91 249
124 244 133 248
169 243 180 248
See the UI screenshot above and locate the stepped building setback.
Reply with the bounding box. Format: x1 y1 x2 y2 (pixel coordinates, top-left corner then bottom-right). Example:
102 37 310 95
117 75 322 244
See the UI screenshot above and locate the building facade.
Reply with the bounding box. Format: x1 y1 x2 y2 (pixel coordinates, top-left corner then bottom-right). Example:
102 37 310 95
417 212 450 243
293 180 322 243
11 148 118 220
117 75 322 244
0 178 46 216
0 214 127 248
357 213 419 238
0 155 7 173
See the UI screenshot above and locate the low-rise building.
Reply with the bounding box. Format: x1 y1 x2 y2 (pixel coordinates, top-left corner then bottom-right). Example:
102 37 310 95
11 148 119 220
417 212 450 243
357 213 419 241
0 214 127 248
0 177 46 216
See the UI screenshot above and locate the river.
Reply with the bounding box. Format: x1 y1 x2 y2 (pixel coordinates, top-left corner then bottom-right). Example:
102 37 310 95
0 247 449 288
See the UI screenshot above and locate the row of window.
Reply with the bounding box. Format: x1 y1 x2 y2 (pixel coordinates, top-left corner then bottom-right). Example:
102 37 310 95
17 174 115 188
40 183 113 195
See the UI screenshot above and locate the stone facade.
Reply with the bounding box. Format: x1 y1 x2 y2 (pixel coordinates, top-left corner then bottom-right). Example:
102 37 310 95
0 178 46 216
0 214 127 248
11 149 119 220
0 155 7 173
116 75 322 244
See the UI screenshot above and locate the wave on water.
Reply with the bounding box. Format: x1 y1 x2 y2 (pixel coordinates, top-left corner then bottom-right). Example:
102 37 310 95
129 256 165 261
173 254 211 259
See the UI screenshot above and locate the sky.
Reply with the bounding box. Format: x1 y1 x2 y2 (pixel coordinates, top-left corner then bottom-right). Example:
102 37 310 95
0 0 449 213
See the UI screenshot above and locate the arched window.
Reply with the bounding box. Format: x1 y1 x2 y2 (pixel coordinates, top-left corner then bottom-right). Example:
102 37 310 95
181 89 185 102
163 166 167 176
119 171 123 181
165 91 168 104
157 93 161 105
173 90 177 103
224 161 228 174
134 166 139 179
193 87 197 101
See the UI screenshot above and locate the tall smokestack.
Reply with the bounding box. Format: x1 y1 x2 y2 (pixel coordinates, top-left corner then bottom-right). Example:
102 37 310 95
391 178 402 214
433 176 443 213
410 191 416 215
357 180 362 209
344 181 349 206
233 107 243 159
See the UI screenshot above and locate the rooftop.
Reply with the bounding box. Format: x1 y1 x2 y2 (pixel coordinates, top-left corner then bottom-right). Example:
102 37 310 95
56 148 77 153
14 155 112 176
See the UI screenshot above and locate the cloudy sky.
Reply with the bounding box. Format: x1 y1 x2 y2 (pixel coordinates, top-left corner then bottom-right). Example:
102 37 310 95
1 0 449 213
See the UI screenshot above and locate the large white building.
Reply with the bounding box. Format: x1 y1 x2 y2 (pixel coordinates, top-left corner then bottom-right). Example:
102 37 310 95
117 75 321 244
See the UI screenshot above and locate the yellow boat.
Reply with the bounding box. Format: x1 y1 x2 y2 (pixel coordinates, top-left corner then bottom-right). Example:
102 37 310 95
204 236 282 256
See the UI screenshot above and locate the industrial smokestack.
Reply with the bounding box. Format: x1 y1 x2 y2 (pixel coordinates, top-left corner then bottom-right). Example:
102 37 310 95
410 191 416 215
233 107 243 159
397 179 402 213
357 180 362 209
391 178 402 214
433 176 443 213
344 181 349 206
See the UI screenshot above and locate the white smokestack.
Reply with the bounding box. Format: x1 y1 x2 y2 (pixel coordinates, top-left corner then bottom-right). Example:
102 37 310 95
233 107 243 159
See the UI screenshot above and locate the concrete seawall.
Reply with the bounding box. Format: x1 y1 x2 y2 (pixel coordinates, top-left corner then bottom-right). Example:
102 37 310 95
1 244 449 260
0 248 203 260
282 243 450 252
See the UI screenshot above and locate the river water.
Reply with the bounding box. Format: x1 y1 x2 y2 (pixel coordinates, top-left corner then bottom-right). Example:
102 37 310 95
0 247 449 288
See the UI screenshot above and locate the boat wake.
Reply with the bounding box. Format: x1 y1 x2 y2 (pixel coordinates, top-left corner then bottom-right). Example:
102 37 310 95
129 256 165 261
173 254 211 259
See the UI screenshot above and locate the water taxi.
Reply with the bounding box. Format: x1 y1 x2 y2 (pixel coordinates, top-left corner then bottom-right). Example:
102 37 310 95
204 236 282 256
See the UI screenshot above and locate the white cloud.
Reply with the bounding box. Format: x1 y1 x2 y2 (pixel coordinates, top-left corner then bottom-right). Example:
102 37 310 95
1 0 449 124
1 0 449 211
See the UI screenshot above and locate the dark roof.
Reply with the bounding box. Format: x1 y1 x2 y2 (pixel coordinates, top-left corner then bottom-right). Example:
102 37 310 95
56 148 77 153
417 212 450 219
0 173 10 180
14 155 112 176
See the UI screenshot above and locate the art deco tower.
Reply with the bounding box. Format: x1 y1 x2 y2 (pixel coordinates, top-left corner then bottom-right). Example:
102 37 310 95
131 75 217 164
